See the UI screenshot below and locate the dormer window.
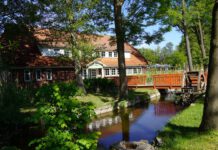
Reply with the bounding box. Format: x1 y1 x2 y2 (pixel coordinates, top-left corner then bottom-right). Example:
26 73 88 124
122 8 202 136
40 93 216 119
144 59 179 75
54 48 60 51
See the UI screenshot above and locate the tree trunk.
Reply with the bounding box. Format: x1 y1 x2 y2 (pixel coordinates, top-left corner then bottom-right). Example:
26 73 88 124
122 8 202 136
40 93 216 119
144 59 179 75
200 0 218 131
75 59 87 95
113 0 128 100
182 0 193 71
195 16 208 71
70 33 87 95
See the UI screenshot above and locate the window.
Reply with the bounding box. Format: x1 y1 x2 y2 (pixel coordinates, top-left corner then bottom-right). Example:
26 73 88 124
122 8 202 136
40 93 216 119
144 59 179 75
127 68 133 75
24 70 31 81
91 69 96 78
111 68 116 75
138 68 142 74
109 52 112 57
133 68 137 74
117 68 119 74
101 52 105 57
114 52 118 57
46 70 52 80
83 69 87 78
105 69 110 76
54 48 60 51
35 69 41 81
65 50 72 57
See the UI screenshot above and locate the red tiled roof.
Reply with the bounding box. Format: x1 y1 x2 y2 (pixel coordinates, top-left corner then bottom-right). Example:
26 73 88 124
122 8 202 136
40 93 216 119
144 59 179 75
95 55 147 67
0 28 74 68
89 35 132 52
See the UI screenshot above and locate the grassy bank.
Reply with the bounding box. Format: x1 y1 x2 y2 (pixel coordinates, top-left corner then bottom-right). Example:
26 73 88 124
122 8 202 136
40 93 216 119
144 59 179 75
159 100 218 150
77 88 158 108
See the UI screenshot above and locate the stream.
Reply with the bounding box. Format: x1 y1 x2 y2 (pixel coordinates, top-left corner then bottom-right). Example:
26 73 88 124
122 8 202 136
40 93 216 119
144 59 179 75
88 94 182 149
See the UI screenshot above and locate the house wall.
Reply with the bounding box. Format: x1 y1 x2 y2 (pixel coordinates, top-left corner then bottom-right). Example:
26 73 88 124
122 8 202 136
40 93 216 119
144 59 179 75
12 68 75 87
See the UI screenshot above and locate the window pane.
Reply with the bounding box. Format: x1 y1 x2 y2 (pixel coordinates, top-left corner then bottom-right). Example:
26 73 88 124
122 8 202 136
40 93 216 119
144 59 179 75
109 52 112 57
112 68 115 75
102 52 105 57
138 68 142 74
114 52 117 57
105 69 109 75
24 70 31 81
46 70 52 80
36 70 41 80
133 68 137 74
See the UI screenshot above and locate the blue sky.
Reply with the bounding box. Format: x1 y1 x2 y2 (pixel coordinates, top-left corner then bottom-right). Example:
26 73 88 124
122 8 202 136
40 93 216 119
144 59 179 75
137 27 183 50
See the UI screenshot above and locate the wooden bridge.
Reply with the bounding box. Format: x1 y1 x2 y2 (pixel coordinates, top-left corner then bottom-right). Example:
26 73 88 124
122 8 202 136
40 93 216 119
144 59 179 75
127 71 207 91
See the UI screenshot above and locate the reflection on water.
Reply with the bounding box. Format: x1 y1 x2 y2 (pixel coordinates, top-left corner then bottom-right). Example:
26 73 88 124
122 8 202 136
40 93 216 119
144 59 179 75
88 97 181 149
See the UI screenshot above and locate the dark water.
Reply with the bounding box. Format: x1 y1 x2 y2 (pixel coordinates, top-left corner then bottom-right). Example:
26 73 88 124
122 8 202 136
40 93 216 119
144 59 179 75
88 96 182 149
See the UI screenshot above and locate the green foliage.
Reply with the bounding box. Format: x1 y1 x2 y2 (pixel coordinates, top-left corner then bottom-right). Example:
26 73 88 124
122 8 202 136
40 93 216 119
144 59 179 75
165 50 186 68
84 78 117 93
140 42 186 68
93 0 171 45
30 82 99 150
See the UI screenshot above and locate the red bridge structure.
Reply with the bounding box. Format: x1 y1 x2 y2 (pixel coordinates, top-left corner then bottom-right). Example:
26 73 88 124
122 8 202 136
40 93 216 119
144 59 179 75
127 71 207 92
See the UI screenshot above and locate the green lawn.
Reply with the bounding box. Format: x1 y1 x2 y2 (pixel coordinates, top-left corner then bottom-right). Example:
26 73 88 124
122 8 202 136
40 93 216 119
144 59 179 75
159 100 218 150
77 93 116 108
77 88 157 108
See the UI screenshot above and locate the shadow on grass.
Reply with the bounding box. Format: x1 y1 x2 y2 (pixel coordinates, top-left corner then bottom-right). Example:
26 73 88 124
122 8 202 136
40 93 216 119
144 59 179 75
158 122 214 149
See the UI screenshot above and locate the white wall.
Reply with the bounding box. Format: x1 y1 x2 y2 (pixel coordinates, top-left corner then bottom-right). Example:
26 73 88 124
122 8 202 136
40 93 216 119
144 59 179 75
124 52 131 58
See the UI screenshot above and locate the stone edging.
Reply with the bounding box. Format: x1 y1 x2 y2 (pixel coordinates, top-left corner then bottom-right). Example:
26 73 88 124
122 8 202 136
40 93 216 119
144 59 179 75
95 91 160 115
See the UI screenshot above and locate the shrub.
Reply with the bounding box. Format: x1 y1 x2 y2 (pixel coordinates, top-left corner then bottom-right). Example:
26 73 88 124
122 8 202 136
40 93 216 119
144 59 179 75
30 82 99 150
84 78 117 93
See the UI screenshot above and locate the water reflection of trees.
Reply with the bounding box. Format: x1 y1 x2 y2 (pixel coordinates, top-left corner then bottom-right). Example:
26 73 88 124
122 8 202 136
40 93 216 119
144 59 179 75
88 111 133 131
154 102 180 116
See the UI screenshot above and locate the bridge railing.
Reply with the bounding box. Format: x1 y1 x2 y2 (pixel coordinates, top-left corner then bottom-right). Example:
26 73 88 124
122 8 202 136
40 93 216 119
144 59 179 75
152 73 184 89
108 75 146 86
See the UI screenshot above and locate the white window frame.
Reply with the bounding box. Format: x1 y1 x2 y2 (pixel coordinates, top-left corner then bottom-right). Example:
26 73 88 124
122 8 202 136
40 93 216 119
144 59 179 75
46 69 52 80
111 68 116 75
114 52 118 57
138 68 142 74
109 52 112 57
116 68 119 75
133 68 138 74
24 70 31 82
127 68 133 75
105 69 110 76
35 69 42 81
101 52 105 57
91 69 96 78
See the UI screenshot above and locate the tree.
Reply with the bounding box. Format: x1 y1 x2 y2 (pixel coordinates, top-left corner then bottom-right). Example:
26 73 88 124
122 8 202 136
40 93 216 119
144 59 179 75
200 0 218 130
38 0 98 94
93 0 170 99
189 0 213 71
113 0 128 99
0 0 43 33
139 48 158 64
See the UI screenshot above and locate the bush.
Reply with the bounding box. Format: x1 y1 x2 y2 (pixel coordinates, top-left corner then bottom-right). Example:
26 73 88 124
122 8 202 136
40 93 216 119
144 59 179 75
84 78 117 93
30 82 99 150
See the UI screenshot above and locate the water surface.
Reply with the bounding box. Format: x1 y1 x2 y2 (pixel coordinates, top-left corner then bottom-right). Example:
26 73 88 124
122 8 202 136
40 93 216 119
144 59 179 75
88 96 181 149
